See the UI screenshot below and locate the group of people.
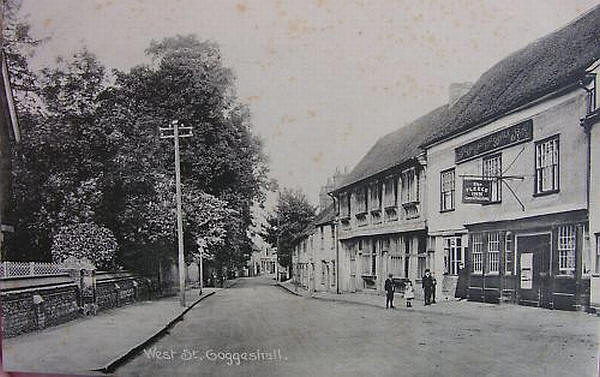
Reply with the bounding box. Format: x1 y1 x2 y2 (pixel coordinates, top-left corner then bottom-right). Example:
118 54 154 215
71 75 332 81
384 269 437 309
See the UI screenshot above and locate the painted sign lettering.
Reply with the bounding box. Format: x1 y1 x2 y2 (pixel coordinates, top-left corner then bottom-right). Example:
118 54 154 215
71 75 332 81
462 179 492 204
455 119 533 163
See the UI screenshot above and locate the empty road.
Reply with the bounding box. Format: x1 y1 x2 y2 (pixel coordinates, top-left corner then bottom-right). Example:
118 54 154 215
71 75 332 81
117 277 598 377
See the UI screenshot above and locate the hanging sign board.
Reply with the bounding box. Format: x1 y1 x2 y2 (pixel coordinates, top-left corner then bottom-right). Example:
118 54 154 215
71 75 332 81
462 179 492 204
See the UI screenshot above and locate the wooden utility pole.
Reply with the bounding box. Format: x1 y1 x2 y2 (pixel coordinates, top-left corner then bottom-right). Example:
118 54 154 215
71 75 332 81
160 120 193 307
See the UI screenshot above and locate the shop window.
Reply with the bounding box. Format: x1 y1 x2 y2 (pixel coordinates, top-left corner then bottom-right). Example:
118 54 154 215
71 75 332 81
535 135 560 195
472 233 484 274
505 232 513 275
444 236 464 275
440 168 455 212
483 154 502 203
558 225 576 275
487 232 500 274
390 255 403 277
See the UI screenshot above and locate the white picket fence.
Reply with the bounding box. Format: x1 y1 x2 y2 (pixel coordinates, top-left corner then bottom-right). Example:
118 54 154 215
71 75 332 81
0 262 65 278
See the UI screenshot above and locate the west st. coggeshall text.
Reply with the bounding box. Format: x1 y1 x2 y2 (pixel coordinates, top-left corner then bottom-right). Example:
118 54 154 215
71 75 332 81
143 347 287 366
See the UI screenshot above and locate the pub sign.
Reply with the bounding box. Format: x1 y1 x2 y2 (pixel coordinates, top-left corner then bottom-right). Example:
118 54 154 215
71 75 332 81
462 179 492 204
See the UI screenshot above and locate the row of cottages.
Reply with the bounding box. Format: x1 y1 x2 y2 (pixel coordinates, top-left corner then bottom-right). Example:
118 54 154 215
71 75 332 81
293 204 337 294
331 108 447 299
323 6 600 311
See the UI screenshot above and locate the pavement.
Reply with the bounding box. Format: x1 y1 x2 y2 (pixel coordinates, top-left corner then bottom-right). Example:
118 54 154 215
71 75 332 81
115 276 600 377
1 283 234 376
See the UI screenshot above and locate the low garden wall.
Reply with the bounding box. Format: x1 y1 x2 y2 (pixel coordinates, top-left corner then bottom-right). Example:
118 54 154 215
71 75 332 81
0 265 158 338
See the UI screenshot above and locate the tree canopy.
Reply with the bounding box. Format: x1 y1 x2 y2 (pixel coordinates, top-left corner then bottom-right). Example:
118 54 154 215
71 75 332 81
263 189 316 269
6 32 271 275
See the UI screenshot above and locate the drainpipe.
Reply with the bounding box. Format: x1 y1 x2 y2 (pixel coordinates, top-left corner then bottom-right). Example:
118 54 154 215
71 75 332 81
578 77 595 213
328 192 341 294
579 75 596 309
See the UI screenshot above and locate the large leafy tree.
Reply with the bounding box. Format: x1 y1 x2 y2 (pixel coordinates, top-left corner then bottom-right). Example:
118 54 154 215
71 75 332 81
100 35 271 275
8 35 268 276
263 189 316 269
9 50 111 261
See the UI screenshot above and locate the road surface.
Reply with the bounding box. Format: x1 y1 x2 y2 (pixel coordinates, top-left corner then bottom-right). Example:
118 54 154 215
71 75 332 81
117 277 598 377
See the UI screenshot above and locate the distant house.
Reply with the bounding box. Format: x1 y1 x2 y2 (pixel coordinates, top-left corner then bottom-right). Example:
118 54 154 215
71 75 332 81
292 203 337 293
0 50 20 257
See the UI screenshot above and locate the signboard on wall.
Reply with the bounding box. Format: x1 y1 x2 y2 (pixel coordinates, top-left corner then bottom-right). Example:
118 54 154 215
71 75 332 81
462 179 492 204
455 119 533 163
520 253 533 290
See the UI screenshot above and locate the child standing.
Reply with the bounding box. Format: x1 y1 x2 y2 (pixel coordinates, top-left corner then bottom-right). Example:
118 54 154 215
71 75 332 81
404 280 415 307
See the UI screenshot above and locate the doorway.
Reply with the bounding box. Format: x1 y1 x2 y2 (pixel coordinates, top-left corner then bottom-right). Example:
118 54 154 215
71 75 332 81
516 233 551 307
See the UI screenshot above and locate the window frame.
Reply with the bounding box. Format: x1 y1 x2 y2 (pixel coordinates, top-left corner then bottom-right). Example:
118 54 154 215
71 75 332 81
505 232 514 276
443 236 464 275
401 168 419 204
383 176 398 208
440 168 456 212
482 153 502 204
486 231 500 275
471 233 484 275
534 134 560 196
557 225 576 276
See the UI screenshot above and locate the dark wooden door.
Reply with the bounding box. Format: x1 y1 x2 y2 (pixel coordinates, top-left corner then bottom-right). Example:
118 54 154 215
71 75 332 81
517 234 551 306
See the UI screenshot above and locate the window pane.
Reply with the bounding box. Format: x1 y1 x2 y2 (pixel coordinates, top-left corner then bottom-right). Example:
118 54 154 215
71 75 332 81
535 136 560 193
483 155 502 202
558 225 576 275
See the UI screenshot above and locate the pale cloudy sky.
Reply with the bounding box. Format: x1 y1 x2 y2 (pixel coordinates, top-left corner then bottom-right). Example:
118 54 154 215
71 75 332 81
20 0 600 206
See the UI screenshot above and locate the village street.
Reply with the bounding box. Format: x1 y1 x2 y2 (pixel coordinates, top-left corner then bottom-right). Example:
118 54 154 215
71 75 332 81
117 277 599 377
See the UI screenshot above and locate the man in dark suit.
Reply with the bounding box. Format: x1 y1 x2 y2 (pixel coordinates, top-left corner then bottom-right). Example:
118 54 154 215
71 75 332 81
384 273 395 309
422 269 434 306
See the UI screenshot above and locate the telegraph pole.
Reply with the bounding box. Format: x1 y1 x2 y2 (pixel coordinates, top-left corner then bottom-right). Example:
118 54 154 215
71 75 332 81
159 120 193 307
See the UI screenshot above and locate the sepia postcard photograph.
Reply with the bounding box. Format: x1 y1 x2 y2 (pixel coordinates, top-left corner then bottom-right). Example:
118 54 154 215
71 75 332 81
0 1 599 376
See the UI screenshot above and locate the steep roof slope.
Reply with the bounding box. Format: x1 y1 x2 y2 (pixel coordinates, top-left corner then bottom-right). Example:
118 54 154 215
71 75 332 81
424 5 600 145
335 105 448 191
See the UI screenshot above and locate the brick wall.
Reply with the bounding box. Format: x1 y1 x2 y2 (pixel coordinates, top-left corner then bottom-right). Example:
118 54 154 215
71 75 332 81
1 284 79 338
1 272 155 338
95 276 151 311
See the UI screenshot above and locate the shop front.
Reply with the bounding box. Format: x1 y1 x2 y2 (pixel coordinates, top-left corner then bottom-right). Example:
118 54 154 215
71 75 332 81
465 209 590 310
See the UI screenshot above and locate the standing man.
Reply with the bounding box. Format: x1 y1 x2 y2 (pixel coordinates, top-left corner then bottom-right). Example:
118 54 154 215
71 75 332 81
431 272 437 304
384 273 395 309
422 269 434 306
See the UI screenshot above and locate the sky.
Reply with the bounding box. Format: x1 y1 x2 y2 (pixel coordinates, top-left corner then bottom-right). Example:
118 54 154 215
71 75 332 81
19 0 600 207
